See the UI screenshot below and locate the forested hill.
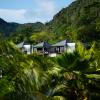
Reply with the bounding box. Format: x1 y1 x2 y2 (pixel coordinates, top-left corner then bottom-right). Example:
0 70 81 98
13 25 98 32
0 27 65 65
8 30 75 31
0 0 100 43
46 0 100 42
0 18 45 37
0 18 19 36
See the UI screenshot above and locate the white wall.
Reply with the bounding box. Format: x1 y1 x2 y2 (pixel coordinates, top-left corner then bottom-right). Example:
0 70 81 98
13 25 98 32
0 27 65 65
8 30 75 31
67 43 75 53
23 45 31 54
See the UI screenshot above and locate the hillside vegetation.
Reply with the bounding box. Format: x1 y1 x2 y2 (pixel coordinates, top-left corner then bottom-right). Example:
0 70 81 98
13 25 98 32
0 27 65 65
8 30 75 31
0 0 100 43
46 0 100 42
0 18 45 42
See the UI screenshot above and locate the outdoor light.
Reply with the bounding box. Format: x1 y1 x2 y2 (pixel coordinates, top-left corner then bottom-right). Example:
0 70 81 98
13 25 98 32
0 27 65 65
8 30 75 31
0 70 2 78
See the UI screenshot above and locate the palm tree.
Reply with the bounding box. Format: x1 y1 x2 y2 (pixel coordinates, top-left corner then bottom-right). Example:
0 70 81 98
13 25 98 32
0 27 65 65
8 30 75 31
47 42 99 100
1 40 99 100
0 39 32 99
5 53 54 100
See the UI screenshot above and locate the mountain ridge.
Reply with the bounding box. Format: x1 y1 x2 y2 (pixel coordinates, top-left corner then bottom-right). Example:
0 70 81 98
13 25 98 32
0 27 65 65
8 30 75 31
0 18 45 37
0 0 100 42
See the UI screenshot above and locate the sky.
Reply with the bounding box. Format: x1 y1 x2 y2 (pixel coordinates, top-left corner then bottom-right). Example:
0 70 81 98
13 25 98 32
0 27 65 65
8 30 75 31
0 0 74 23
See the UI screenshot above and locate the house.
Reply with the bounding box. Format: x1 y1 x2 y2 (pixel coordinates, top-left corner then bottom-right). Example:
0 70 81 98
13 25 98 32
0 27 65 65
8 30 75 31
49 40 75 57
16 40 75 56
17 42 33 54
33 42 51 55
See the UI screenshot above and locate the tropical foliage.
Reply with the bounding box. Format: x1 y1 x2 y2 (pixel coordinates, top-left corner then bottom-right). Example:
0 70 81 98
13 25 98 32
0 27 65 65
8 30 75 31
0 39 100 100
30 31 56 44
0 0 100 99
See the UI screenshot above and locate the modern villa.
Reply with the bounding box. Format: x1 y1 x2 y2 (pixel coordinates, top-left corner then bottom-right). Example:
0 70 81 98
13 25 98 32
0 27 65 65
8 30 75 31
17 41 33 54
49 40 75 57
33 42 51 55
17 40 76 56
50 40 75 53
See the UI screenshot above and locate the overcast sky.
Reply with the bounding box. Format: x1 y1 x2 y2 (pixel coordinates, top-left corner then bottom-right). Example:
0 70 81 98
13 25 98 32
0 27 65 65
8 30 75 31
0 0 74 23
